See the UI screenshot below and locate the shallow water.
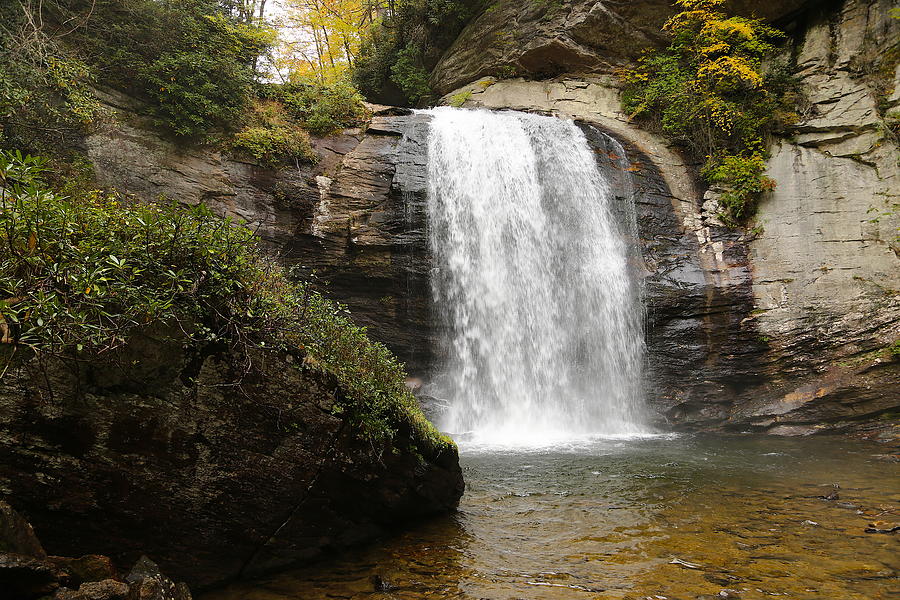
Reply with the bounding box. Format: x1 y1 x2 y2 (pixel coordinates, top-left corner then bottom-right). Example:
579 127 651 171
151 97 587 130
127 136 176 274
206 435 898 600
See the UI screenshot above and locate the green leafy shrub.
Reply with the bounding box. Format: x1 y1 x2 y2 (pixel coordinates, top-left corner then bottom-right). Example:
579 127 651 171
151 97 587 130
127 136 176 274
262 80 369 136
141 50 252 138
390 43 434 105
0 2 105 153
231 100 317 165
353 0 486 106
622 0 795 224
0 150 451 453
702 153 775 221
66 0 273 138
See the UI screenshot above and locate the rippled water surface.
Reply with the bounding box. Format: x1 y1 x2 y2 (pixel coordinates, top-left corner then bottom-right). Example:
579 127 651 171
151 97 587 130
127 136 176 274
206 435 898 600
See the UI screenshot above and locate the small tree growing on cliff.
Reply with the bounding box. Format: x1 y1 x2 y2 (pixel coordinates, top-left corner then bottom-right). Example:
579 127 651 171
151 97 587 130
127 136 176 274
622 0 796 224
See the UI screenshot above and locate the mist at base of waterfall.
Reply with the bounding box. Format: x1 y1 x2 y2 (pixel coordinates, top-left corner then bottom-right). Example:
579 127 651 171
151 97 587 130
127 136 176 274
453 429 677 454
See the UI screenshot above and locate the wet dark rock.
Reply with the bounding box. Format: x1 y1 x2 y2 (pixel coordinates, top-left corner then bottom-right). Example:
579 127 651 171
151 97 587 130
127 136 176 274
371 574 395 592
0 552 61 598
54 579 130 600
580 125 769 427
49 555 118 587
416 393 453 425
125 557 191 600
0 501 46 558
0 501 61 599
0 339 463 589
0 500 189 600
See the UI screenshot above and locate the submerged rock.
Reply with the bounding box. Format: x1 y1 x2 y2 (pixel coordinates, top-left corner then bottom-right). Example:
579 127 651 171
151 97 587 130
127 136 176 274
865 521 900 534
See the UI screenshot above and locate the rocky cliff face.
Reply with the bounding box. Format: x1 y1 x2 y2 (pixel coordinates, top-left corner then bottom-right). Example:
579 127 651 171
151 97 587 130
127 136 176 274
0 337 463 589
430 0 814 96
86 96 435 373
742 0 899 432
81 1 898 435
434 0 899 433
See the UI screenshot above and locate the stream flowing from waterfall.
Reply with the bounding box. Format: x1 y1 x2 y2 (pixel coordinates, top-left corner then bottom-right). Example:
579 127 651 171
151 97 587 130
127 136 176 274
424 108 647 445
206 435 899 600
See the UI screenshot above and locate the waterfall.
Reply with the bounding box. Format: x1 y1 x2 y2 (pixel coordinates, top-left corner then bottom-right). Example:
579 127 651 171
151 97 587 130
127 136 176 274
424 107 648 444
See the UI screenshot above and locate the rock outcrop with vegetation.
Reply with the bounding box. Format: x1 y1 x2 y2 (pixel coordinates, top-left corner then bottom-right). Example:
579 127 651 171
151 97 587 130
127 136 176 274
428 0 812 98
2 10 897 598
83 100 435 372
0 151 462 589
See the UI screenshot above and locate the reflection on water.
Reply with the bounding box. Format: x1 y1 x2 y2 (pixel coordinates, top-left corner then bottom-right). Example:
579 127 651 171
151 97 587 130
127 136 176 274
205 435 898 600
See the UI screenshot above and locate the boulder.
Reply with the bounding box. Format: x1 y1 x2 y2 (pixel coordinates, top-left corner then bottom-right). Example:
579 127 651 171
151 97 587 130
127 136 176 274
53 580 130 600
0 501 46 558
49 555 118 587
0 496 191 600
0 338 463 589
0 552 60 598
125 557 191 600
0 501 61 599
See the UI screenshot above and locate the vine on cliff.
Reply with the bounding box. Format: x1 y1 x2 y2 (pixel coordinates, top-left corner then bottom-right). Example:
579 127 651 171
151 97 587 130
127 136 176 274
622 0 797 224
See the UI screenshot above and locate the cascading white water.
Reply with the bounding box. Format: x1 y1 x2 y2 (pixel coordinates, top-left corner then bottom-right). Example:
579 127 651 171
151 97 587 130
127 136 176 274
425 107 648 445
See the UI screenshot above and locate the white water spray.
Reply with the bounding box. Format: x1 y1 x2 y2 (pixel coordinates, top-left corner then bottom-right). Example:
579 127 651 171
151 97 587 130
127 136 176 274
424 107 649 445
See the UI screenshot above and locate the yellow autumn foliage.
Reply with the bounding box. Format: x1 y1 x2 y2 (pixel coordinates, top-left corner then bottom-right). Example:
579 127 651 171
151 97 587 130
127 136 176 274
698 56 764 91
623 0 794 224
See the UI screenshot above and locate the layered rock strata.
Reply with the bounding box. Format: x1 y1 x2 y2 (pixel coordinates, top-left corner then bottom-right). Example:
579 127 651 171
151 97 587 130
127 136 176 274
86 99 435 374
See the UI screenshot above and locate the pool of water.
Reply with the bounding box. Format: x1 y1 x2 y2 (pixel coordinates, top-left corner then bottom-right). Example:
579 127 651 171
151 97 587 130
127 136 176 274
205 434 898 600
